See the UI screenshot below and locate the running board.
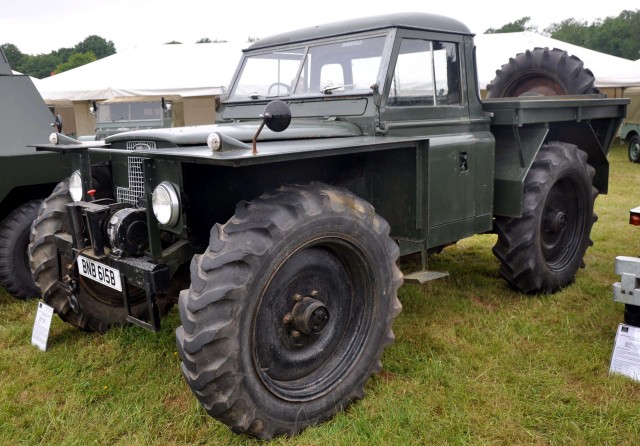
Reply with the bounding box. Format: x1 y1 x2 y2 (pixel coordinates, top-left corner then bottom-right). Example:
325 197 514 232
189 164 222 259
403 270 450 284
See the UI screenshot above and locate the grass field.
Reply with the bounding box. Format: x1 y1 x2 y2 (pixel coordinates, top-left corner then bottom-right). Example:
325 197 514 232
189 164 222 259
2 143 640 445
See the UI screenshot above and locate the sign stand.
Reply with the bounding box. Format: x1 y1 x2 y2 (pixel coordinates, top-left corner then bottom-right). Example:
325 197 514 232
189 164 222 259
610 323 640 381
31 302 54 352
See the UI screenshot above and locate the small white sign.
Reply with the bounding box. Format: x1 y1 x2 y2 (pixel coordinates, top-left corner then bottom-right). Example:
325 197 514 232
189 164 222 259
610 324 640 381
31 302 54 352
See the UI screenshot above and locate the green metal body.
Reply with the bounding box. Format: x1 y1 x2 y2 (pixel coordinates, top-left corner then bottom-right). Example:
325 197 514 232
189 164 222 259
37 13 627 329
0 49 70 220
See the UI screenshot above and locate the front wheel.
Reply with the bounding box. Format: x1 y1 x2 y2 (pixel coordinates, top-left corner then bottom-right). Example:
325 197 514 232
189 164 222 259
628 135 640 163
493 142 597 293
176 183 403 439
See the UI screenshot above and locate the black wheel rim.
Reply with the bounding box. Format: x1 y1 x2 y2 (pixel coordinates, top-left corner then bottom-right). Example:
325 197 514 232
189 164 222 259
253 239 374 402
505 73 567 97
78 276 145 307
630 140 640 161
540 177 586 270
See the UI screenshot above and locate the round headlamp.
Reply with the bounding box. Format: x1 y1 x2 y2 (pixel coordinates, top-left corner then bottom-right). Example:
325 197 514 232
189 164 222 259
69 170 83 202
207 132 221 151
152 181 180 226
49 133 59 145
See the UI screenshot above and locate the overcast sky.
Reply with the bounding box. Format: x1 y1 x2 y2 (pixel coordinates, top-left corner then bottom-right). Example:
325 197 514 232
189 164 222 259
2 0 638 55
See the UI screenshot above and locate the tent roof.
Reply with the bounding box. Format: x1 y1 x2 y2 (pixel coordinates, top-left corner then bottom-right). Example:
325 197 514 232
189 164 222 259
35 32 640 103
36 42 245 102
475 32 640 89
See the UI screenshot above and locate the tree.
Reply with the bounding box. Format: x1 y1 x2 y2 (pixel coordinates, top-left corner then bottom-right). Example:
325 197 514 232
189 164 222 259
545 9 640 60
18 54 61 79
588 10 640 60
485 17 537 34
196 38 212 43
74 35 115 59
165 41 183 45
0 43 25 69
544 18 591 47
53 51 97 74
52 47 76 64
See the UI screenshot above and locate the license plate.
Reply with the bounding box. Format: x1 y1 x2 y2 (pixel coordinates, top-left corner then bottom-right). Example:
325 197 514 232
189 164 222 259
77 255 122 291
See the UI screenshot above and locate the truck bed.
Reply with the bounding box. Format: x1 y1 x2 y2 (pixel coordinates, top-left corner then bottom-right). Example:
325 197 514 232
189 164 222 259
483 95 628 128
484 94 628 217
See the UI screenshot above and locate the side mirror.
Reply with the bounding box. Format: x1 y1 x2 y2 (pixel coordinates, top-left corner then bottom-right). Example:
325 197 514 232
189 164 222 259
252 100 291 155
263 100 291 132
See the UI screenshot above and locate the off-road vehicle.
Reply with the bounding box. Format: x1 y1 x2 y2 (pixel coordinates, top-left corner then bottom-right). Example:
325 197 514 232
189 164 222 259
30 13 627 438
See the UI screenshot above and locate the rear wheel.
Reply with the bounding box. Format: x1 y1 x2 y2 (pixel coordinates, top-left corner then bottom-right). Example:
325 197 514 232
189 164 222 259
492 142 597 293
28 180 151 333
486 47 598 98
0 200 43 299
176 183 402 439
628 135 640 163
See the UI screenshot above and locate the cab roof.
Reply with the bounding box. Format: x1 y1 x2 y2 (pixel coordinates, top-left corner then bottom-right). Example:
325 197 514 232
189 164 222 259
245 12 472 51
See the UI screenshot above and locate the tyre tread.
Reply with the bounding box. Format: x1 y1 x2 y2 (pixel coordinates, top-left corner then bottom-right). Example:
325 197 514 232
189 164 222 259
176 183 402 439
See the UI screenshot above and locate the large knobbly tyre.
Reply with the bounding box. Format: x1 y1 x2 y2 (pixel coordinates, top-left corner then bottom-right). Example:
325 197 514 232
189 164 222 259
0 200 43 299
628 135 640 163
492 142 597 293
486 47 599 98
29 180 149 333
176 183 403 439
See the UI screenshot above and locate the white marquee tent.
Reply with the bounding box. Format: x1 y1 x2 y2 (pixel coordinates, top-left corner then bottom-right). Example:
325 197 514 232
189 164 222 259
33 32 640 136
35 42 245 103
35 32 640 103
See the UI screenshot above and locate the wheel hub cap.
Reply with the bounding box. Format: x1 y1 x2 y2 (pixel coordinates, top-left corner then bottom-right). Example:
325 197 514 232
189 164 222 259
291 296 329 335
546 209 568 233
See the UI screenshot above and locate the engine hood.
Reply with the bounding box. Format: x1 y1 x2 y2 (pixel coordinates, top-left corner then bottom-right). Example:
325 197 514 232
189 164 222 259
105 119 363 146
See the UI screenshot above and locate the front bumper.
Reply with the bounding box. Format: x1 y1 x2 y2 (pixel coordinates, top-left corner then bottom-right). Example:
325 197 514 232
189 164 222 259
54 232 171 332
53 200 193 331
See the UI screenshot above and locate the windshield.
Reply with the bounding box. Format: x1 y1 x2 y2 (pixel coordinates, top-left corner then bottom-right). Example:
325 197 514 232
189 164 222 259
97 102 166 123
229 35 388 100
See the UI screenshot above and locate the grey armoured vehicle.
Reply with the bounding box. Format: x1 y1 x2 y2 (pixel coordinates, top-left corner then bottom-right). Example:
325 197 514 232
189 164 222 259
0 48 68 299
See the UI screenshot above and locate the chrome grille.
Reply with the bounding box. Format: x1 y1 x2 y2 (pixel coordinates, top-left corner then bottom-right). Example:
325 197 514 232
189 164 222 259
116 141 157 205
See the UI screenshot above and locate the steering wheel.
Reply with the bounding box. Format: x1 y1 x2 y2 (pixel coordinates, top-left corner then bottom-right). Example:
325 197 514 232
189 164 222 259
267 82 291 96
